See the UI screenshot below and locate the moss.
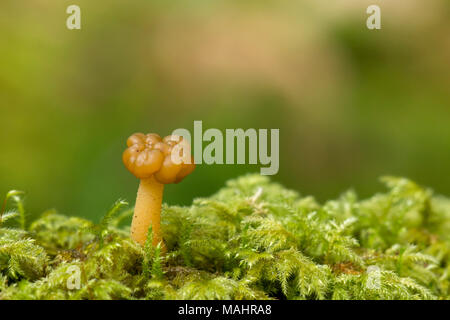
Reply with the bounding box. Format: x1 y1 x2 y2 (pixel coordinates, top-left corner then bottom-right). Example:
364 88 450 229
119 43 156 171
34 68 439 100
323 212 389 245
0 175 449 300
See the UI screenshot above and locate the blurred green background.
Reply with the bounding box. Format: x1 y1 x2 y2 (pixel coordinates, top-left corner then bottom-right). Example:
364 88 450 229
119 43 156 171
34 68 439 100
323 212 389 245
1 0 450 222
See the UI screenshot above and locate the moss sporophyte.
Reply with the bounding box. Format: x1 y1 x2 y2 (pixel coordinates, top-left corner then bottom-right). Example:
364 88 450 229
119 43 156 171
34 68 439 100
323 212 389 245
1 174 450 299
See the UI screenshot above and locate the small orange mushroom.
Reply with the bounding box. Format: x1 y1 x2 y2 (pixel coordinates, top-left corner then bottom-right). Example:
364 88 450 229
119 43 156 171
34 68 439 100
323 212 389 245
123 133 195 247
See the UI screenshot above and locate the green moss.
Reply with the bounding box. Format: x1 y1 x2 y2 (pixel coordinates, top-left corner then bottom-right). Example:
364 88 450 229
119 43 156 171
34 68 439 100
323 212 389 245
1 175 449 300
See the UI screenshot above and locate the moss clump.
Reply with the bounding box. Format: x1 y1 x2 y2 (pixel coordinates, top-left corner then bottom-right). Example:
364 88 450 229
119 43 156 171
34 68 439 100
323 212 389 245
1 175 449 300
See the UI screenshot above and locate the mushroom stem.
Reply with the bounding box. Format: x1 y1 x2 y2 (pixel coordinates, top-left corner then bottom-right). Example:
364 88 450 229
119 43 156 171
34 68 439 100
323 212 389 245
131 175 165 247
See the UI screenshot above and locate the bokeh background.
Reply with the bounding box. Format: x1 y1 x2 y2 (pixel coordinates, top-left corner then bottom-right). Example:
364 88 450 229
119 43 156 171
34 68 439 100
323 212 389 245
1 0 450 222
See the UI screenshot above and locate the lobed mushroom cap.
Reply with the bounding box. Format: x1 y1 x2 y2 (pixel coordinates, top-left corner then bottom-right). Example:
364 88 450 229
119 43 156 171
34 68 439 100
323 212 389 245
123 133 195 184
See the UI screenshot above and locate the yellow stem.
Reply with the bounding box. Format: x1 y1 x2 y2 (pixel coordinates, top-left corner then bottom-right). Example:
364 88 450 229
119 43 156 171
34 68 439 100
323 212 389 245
131 176 164 247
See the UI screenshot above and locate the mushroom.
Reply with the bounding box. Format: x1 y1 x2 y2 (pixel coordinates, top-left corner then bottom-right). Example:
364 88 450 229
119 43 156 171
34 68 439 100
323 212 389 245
122 133 195 247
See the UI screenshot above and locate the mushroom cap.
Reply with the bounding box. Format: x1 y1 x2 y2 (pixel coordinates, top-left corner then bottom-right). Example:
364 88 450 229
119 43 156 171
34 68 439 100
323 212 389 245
123 133 195 184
